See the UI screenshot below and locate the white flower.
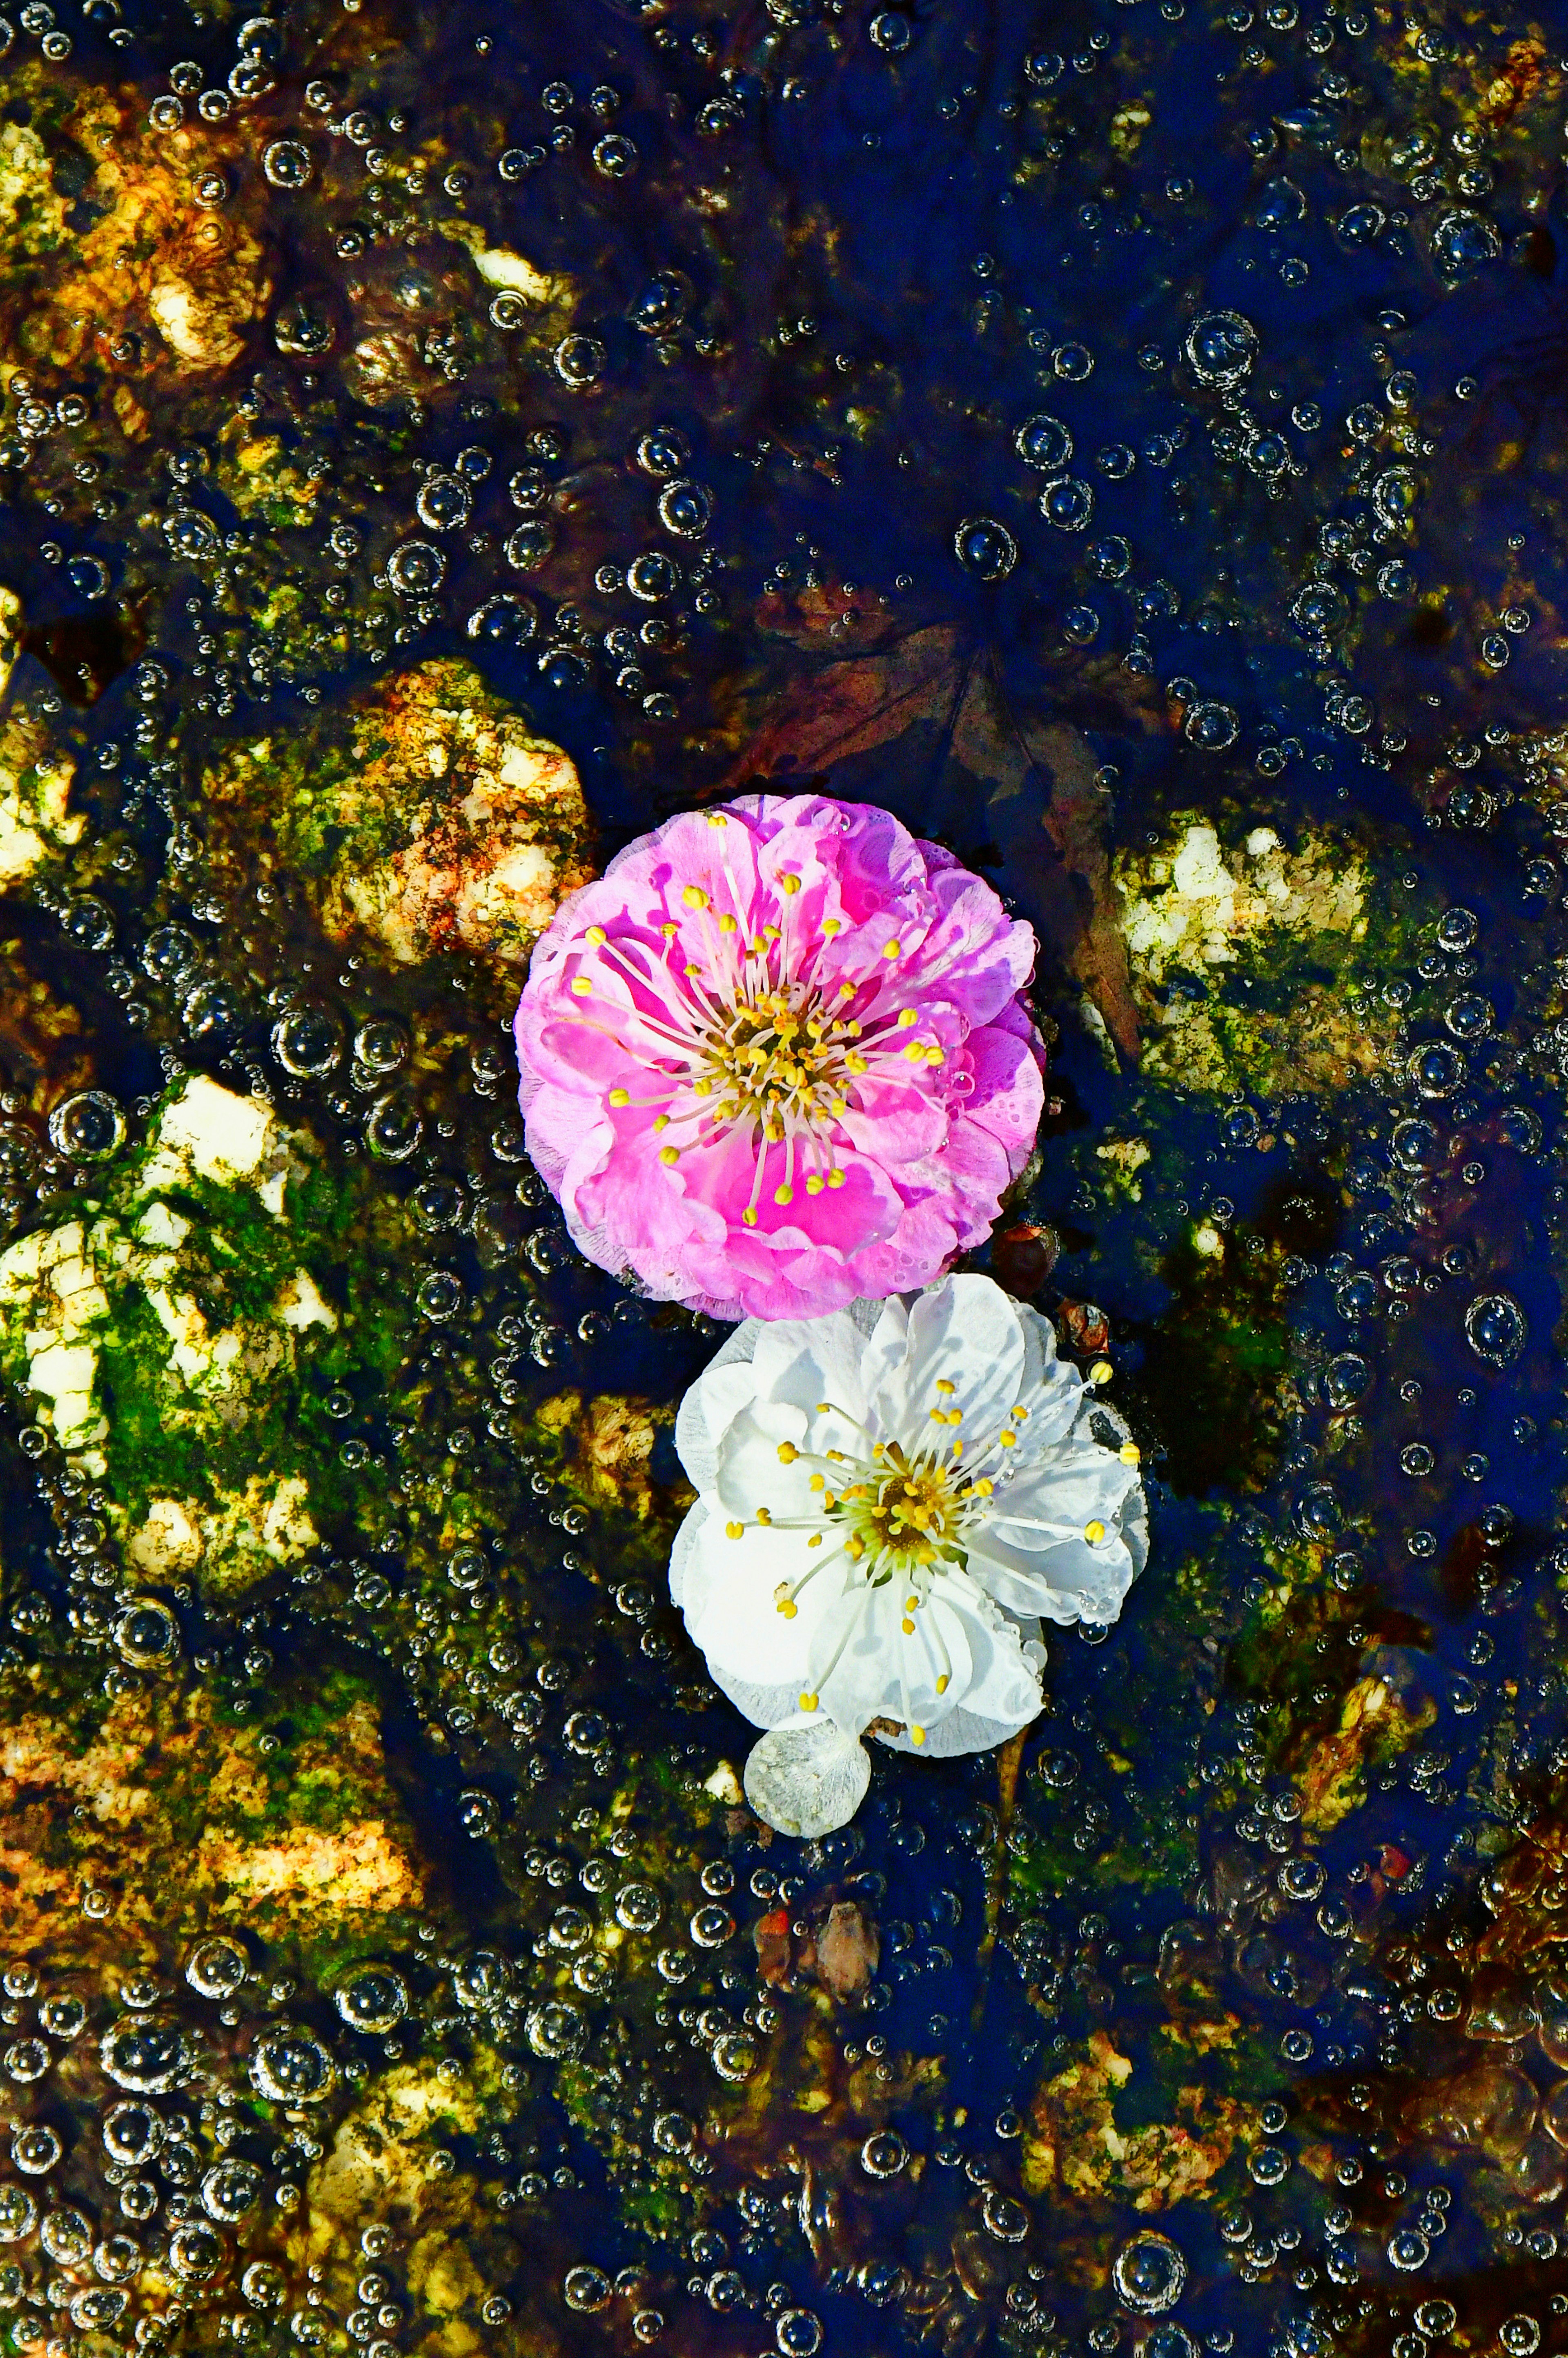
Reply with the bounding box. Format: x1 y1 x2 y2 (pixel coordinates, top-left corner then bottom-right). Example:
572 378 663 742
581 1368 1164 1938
670 1273 1147 1836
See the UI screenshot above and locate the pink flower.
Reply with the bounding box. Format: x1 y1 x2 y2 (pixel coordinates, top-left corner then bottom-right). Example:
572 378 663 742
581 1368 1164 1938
514 793 1046 1323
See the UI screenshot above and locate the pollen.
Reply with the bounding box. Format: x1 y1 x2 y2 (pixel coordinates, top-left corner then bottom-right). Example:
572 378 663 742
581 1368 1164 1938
742 1207 759 1226
1120 1442 1141 1465
1089 1359 1114 1385
780 872 802 895
659 1145 679 1165
909 1724 925 1744
901 1617 915 1634
897 1008 919 1028
935 1379 955 1394
1084 1519 1107 1543
999 1429 1016 1448
608 1088 630 1107
718 912 738 932
827 1170 846 1189
774 1183 794 1205
570 976 592 996
682 884 710 910
586 924 607 945
777 1441 799 1464
936 1674 950 1694
882 939 901 960
777 1599 797 1618
726 1521 744 1539
799 1690 819 1711
706 811 728 827
805 1173 824 1194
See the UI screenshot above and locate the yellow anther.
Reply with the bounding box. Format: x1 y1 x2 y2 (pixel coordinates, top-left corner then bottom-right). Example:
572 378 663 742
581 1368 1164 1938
827 1170 846 1189
897 1008 918 1028
570 976 593 996
693 1079 711 1096
973 1477 993 1496
822 917 841 935
936 1674 950 1695
999 1429 1016 1448
653 1114 670 1132
683 962 702 978
719 912 737 932
659 1145 679 1165
780 873 801 895
777 1441 799 1464
901 1618 915 1635
1089 1359 1114 1385
660 921 679 939
846 1052 868 1073
807 1532 822 1548
800 1691 819 1711
756 1507 772 1525
752 935 769 955
936 1379 955 1394
909 1724 925 1745
706 811 728 827
1120 1442 1141 1465
1012 1406 1029 1420
805 1173 824 1195
882 939 901 960
764 925 782 943
1084 1519 1107 1544
726 1521 744 1539
682 884 710 911
777 1599 797 1618
586 924 606 946
839 980 857 998
809 1473 825 1491
905 1596 918 1612
608 1089 630 1107
925 1045 945 1065
904 1042 925 1061
742 1207 758 1226
775 1184 794 1205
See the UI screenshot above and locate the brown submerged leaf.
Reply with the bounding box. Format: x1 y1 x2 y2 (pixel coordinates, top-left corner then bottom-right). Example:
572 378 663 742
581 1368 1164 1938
719 628 1142 1054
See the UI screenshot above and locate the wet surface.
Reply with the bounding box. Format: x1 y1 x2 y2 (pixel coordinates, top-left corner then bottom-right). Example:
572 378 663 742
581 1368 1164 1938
4 1 1568 2355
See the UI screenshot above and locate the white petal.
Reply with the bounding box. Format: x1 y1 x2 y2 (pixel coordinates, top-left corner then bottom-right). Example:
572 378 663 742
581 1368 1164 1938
668 1498 706 1609
1014 1302 1087 1443
858 1293 911 1416
875 1274 1029 1453
749 1313 869 1424
713 1399 818 1519
679 1515 854 1692
744 1719 871 1838
966 1526 1137 1627
874 1589 1042 1756
675 1357 761 1494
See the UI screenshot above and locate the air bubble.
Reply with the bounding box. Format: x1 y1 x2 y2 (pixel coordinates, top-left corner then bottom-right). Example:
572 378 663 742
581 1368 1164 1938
1113 2231 1187 2313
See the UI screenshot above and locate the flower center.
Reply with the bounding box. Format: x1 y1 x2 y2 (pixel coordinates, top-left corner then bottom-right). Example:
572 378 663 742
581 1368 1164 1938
560 836 949 1222
836 1445 966 1574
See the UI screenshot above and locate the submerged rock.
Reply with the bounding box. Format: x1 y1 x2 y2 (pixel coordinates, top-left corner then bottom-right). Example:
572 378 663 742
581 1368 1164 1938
203 659 595 972
0 1074 401 1591
1116 817 1397 1093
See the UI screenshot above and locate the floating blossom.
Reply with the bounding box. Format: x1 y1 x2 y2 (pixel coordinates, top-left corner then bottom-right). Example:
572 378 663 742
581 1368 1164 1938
514 795 1045 1322
670 1275 1147 1835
